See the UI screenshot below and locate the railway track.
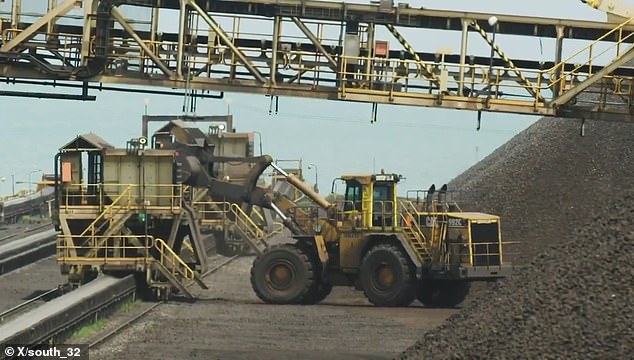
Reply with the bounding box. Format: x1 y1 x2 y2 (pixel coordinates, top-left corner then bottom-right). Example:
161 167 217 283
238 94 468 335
88 255 239 350
0 254 240 360
0 222 52 244
0 276 137 358
0 286 66 324
0 227 57 275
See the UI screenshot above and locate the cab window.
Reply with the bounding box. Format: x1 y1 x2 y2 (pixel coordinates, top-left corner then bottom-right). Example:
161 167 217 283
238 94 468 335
344 180 362 211
372 182 394 226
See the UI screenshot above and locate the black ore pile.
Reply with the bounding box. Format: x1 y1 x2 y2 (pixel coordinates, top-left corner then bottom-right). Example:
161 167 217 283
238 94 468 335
399 118 634 358
399 193 634 359
449 118 634 264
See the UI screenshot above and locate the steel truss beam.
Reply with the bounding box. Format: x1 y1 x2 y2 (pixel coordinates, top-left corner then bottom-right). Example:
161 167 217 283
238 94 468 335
111 7 173 77
291 17 337 70
1 0 79 52
187 0 267 83
1 0 634 122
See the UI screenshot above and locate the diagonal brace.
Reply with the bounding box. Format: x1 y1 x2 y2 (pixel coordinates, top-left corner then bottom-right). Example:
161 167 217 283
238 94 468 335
551 42 634 106
291 17 337 70
187 0 267 83
385 23 438 85
1 0 79 52
111 7 174 77
469 20 544 103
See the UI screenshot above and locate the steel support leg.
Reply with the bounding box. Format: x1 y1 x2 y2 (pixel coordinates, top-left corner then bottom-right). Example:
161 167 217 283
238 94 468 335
271 16 281 85
458 19 469 96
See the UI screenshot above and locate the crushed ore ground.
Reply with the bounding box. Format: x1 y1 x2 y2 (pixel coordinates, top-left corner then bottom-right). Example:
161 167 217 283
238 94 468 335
90 256 455 360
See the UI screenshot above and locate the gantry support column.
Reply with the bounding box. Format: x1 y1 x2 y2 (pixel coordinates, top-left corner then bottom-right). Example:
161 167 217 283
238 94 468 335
458 19 470 97
365 23 375 80
270 16 281 85
11 0 21 29
177 0 187 78
552 26 565 98
47 0 56 34
81 0 99 63
151 6 159 44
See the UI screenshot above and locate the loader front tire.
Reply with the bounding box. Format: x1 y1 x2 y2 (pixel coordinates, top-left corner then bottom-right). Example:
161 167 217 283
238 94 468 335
250 244 315 304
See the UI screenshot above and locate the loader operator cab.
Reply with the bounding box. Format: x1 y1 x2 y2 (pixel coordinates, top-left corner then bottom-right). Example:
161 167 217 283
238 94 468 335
336 173 399 229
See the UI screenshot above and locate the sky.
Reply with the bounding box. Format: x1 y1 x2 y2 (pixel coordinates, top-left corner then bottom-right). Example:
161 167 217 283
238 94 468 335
0 0 610 196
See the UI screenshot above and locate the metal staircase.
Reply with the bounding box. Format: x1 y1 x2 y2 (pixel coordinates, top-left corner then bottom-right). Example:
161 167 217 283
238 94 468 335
150 238 208 299
77 185 140 258
196 201 271 255
227 203 269 255
78 185 132 239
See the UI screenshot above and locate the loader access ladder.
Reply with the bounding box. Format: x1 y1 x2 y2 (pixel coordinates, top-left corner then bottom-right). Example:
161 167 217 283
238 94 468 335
399 201 431 261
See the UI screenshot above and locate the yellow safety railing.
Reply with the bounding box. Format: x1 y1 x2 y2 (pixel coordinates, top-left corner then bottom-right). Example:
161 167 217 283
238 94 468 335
338 54 549 103
548 15 634 88
251 207 266 224
466 241 505 268
267 221 286 237
229 203 266 243
1 28 83 60
336 199 373 225
194 200 270 243
61 183 183 212
56 234 153 263
154 238 195 281
193 201 231 222
339 14 634 106
399 202 427 239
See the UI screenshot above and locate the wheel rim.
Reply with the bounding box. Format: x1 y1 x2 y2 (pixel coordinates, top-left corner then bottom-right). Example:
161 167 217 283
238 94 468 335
266 260 296 290
373 263 395 290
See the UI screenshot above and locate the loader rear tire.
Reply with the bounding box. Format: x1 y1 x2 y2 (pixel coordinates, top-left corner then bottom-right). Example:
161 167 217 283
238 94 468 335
360 243 416 307
417 280 470 308
250 244 315 304
302 281 333 304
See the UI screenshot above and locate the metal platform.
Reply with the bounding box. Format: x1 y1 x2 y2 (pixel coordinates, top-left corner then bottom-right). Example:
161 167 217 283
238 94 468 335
1 1 634 121
0 275 135 349
0 229 56 274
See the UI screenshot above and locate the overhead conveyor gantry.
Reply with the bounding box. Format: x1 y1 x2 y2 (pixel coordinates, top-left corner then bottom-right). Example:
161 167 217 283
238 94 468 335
2 0 634 121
